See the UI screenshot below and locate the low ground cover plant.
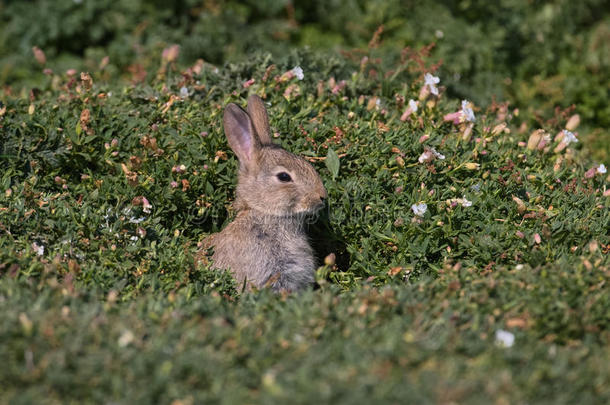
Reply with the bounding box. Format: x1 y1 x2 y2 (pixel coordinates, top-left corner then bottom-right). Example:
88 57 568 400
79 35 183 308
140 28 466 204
1 26 609 405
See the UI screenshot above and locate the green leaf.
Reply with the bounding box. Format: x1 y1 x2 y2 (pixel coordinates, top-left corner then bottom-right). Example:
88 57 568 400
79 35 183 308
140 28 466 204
325 147 340 179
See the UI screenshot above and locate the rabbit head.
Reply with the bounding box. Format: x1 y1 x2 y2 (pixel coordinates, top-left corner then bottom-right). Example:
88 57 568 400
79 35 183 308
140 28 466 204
223 95 327 217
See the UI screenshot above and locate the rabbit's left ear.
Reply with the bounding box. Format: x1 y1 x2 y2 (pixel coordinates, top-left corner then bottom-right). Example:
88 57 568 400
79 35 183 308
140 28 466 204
223 103 260 169
247 95 272 145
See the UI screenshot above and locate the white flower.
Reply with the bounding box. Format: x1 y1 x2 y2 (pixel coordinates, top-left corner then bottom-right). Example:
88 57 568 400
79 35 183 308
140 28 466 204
32 242 44 256
408 99 418 112
118 330 135 347
597 164 607 174
460 196 472 207
461 100 475 122
179 86 189 98
418 151 432 163
128 216 146 224
411 203 428 217
418 147 445 164
431 147 445 160
495 330 515 348
424 73 440 96
562 130 578 145
291 66 304 81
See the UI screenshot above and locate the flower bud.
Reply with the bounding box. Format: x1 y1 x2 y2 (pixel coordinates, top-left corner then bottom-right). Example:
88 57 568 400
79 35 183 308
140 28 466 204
565 114 580 131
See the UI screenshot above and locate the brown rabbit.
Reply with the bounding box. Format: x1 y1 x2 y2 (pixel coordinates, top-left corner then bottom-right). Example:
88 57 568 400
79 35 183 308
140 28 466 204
201 95 327 292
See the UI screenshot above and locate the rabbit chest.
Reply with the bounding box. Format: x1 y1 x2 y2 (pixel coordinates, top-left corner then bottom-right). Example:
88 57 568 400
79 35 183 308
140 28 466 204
209 213 316 292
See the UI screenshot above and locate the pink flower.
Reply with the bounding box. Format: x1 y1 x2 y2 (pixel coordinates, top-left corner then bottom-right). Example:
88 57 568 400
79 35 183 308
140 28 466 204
331 80 346 94
400 99 419 121
585 167 597 179
242 78 255 88
162 45 180 63
444 100 475 125
443 111 462 124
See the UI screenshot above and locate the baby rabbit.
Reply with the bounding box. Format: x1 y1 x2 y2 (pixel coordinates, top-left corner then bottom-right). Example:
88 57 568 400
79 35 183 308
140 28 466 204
201 95 327 292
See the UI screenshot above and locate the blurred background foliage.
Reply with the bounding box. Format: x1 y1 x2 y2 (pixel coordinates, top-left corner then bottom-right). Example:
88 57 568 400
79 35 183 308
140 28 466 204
1 0 609 158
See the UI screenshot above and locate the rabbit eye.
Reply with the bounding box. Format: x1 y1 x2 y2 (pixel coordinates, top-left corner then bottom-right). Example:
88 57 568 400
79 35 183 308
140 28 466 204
276 172 292 182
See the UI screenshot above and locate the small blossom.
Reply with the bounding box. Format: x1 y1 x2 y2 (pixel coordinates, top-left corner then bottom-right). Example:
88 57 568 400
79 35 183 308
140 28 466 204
118 330 134 347
400 99 419 121
162 45 180 63
424 73 440 96
471 183 481 192
32 46 46 65
443 111 462 124
179 86 189 98
460 196 472 207
141 197 152 214
32 242 44 256
461 100 475 122
418 147 445 163
408 99 418 112
537 133 551 150
129 216 146 224
432 148 445 160
444 100 475 125
561 130 578 145
565 114 580 131
291 66 304 80
172 164 187 174
495 330 515 348
170 181 178 188
597 164 607 174
242 78 255 88
411 203 427 217
331 80 346 94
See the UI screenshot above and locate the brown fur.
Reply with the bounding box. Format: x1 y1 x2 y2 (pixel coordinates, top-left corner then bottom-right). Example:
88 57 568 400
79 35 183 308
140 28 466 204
200 95 327 292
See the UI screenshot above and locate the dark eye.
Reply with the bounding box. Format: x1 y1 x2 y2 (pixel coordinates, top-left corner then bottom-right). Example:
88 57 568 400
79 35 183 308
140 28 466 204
276 172 292 182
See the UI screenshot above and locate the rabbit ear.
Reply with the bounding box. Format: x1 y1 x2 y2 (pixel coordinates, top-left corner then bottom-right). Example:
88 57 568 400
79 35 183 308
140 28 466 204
223 103 260 166
247 95 272 144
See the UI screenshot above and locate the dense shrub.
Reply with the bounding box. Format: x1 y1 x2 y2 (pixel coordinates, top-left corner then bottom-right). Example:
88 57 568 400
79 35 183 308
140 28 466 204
1 0 609 160
1 3 609 403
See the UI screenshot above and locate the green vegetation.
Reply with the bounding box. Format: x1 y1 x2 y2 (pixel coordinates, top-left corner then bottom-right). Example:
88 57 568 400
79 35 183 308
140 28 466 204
1 1 609 403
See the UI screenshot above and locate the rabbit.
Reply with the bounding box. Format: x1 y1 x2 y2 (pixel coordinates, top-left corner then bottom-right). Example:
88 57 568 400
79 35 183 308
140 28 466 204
200 95 327 293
